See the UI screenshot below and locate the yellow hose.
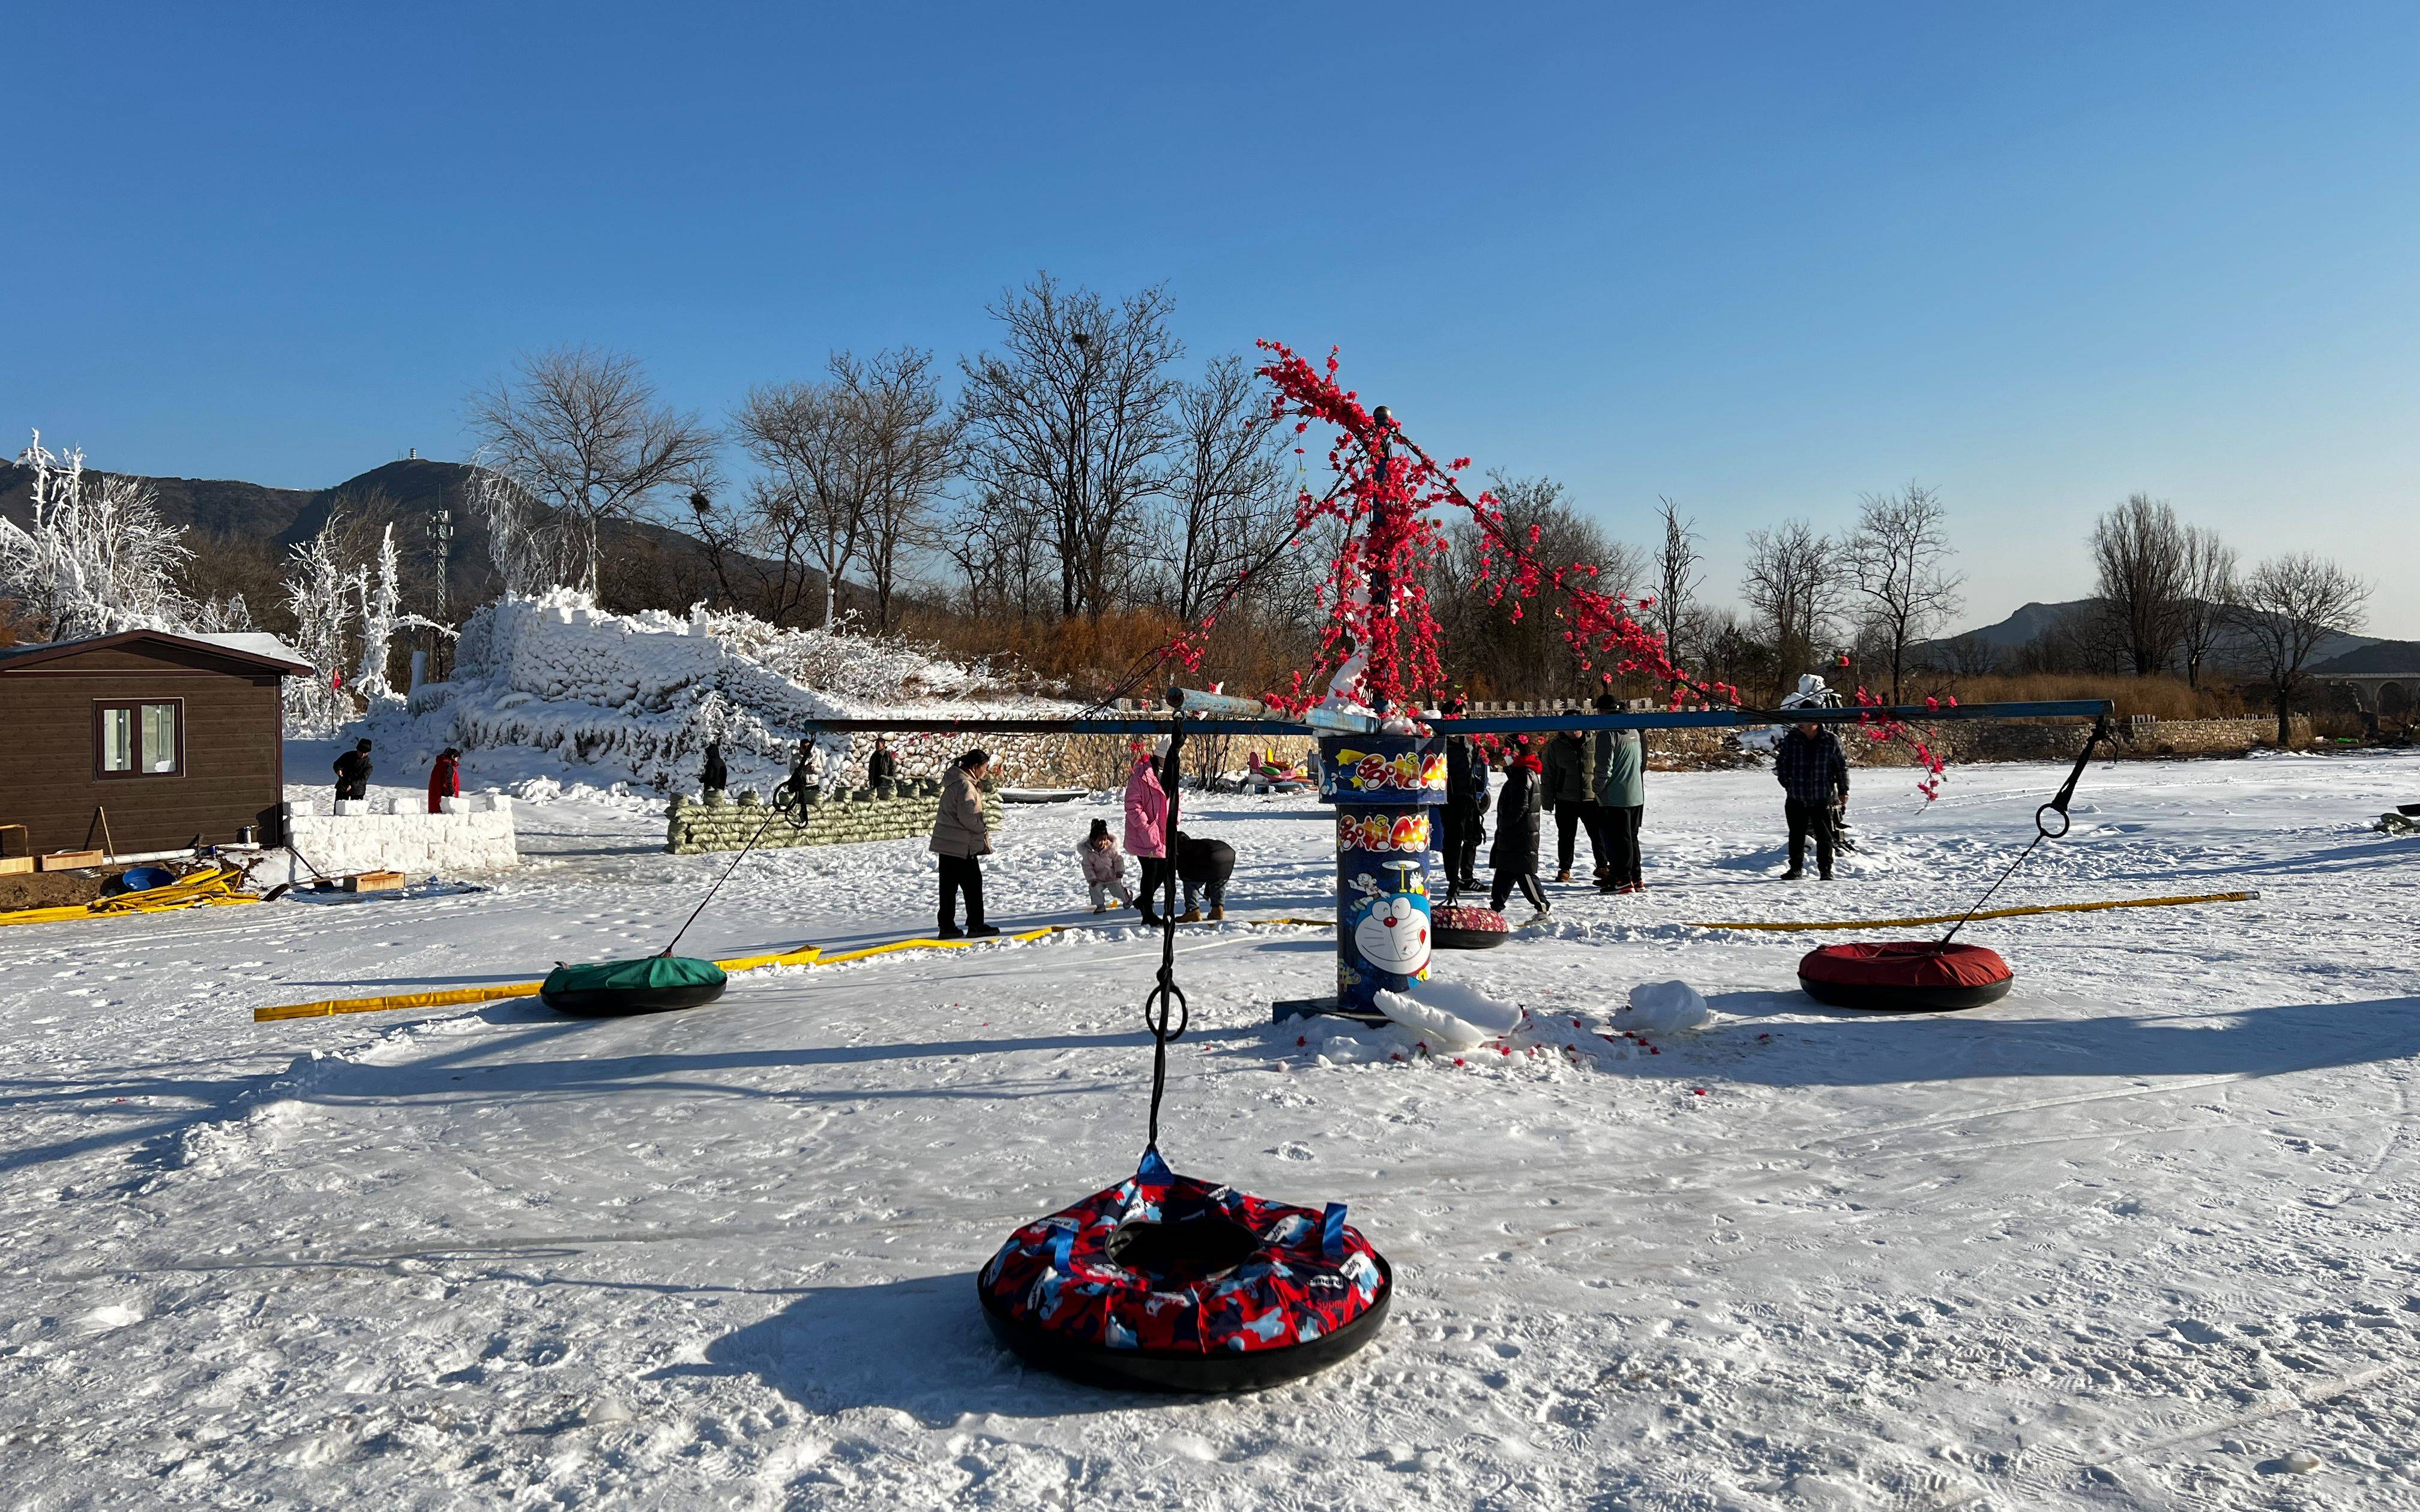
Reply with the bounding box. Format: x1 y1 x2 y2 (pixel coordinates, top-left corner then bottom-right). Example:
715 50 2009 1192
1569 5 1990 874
251 916 1338 1022
1685 889 2259 932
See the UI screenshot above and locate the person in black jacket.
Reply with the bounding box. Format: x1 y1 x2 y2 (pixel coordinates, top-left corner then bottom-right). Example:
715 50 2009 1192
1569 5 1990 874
1172 829 1235 922
1774 719 1850 880
867 736 898 787
332 739 373 801
1541 719 1604 883
1438 700 1487 896
1488 746 1550 920
700 740 728 794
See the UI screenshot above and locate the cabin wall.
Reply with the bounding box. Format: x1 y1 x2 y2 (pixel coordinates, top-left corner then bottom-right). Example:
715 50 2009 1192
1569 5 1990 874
0 654 286 856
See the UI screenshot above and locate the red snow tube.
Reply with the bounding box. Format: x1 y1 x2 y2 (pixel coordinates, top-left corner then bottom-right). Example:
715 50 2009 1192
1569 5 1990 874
1796 941 2014 1012
979 1157 1392 1393
1432 903 1511 951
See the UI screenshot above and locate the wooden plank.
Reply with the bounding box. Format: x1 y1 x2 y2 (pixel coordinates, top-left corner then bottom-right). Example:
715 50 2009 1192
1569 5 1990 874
39 850 106 871
341 870 408 893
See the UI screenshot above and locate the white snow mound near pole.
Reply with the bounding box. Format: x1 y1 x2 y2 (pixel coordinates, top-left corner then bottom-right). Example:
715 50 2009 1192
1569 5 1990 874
1373 980 1523 1048
1620 980 1711 1032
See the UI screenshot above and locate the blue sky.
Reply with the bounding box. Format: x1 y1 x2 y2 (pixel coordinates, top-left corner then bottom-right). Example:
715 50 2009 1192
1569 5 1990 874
8 4 2416 636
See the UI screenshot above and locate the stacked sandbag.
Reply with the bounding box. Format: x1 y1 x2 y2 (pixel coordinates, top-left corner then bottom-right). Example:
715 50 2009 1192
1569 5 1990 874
665 781 1004 854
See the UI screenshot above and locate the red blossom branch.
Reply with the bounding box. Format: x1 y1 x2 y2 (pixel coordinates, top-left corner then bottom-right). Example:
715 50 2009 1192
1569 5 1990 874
1152 341 1948 795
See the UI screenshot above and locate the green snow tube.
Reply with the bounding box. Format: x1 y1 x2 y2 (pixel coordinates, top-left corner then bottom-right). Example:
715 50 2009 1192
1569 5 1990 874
540 955 729 1016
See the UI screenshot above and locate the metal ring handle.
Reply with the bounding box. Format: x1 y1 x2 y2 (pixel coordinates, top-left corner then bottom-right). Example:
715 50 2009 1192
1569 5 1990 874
2035 803 2072 841
1144 981 1190 1042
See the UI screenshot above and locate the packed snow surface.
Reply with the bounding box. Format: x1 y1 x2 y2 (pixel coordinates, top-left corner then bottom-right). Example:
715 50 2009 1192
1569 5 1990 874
3 748 2418 1510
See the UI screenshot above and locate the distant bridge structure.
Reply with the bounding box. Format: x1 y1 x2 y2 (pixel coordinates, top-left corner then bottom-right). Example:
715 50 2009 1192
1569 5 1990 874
2320 673 2415 718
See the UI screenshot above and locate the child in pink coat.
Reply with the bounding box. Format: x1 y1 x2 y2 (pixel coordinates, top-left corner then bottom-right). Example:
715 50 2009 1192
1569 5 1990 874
1078 817 1133 913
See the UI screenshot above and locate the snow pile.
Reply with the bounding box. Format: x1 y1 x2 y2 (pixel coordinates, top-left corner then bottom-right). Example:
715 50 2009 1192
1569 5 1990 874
396 590 1061 793
1618 979 1713 1032
1372 979 1523 1048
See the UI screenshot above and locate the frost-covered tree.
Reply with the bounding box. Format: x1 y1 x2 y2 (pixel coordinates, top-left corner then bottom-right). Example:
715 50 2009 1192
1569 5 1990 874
0 431 193 640
354 524 404 701
281 512 361 733
468 454 558 597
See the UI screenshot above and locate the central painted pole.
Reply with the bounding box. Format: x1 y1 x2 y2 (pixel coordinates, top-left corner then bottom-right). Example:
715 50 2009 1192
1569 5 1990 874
1317 731 1446 1016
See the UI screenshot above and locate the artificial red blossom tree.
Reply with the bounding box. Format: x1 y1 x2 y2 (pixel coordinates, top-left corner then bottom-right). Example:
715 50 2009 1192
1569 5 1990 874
1161 343 1948 796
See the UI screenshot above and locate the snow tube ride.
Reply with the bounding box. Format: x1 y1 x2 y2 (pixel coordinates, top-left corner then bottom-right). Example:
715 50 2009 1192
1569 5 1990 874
1796 941 2013 1012
540 956 728 1016
1431 902 1512 951
979 1154 1392 1393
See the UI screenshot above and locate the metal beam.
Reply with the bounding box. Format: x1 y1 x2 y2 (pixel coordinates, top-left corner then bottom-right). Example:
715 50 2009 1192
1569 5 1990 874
1433 699 2112 735
793 699 2111 739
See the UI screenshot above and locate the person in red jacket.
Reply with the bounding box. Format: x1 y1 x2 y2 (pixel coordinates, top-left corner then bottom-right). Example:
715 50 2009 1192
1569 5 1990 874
427 747 462 814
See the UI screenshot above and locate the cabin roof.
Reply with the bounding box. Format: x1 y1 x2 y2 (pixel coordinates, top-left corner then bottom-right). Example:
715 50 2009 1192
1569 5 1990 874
0 628 313 677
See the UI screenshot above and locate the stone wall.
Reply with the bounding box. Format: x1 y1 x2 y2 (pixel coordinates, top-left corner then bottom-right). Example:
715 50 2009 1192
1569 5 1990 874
1637 715 2313 770
667 783 1007 854
787 731 1319 796
279 795 519 882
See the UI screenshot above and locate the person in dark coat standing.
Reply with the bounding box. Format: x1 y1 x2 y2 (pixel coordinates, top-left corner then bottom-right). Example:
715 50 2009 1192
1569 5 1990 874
333 739 373 801
1774 719 1850 880
930 749 998 937
1438 699 1487 897
1172 829 1235 922
1489 745 1550 921
426 747 462 814
700 740 728 794
1541 718 1604 883
867 736 898 787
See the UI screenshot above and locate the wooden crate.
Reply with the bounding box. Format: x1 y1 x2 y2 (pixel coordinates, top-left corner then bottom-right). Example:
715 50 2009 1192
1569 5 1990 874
340 869 408 893
0 856 34 875
38 850 107 871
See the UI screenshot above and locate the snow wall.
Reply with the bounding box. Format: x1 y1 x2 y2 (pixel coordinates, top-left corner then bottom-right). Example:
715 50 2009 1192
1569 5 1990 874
389 591 1080 796
278 795 519 884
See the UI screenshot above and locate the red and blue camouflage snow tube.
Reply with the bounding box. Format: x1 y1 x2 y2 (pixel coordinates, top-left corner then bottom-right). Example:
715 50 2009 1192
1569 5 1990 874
1797 941 2014 1012
978 1154 1392 1392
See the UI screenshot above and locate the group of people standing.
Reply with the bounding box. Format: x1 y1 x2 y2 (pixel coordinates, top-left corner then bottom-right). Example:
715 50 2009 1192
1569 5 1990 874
927 730 1240 938
910 707 1855 940
1437 693 1653 923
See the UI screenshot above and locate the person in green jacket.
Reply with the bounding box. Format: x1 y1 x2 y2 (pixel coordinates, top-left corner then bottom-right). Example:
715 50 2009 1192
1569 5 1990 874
1541 716 1606 884
1591 693 1646 893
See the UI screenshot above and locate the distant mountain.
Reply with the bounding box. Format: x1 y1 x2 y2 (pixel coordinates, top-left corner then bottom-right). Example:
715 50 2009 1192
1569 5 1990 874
1922 598 2378 671
0 455 807 614
2312 639 2420 674
1934 600 2098 651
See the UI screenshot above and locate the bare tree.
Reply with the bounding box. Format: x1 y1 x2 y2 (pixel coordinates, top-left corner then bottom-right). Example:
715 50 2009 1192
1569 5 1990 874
957 274 1182 620
2089 493 2190 677
2231 553 2367 746
1741 519 1840 699
1438 473 1640 699
466 346 717 595
1649 497 1702 668
732 372 865 629
1160 354 1293 622
850 349 959 632
2174 524 2238 690
1844 482 1964 703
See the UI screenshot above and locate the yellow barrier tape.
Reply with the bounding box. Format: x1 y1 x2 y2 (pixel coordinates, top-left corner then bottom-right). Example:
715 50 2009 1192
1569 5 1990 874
1685 889 2259 933
252 914 1345 1023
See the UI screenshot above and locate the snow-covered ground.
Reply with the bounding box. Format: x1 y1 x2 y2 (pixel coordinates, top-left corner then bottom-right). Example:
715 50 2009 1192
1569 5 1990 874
4 747 2417 1510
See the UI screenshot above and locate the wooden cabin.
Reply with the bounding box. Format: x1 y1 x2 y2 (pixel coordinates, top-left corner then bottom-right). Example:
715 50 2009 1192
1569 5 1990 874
0 630 309 859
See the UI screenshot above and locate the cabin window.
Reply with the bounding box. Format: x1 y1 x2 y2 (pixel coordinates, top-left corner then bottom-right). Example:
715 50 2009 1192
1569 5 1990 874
95 700 183 778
